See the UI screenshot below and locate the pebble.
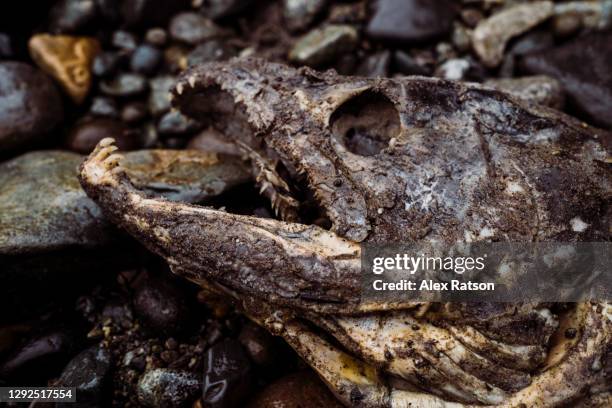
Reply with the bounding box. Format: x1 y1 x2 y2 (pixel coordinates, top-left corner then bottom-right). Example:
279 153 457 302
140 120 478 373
484 76 564 109
120 0 190 27
520 31 612 128
472 1 554 68
202 339 253 408
100 72 148 97
199 0 254 20
289 24 358 67
90 96 119 118
130 44 162 75
121 102 148 124
145 28 168 47
133 279 192 336
111 30 137 52
366 0 456 44
49 0 98 33
92 51 121 77
0 62 63 151
148 76 176 116
460 8 484 28
452 23 472 53
247 371 343 408
66 117 139 153
187 127 241 156
238 322 275 366
56 344 112 408
283 0 328 32
187 40 237 67
553 1 612 37
355 50 390 77
169 12 231 45
137 369 200 408
164 45 189 73
0 33 13 58
0 151 110 254
393 51 430 76
157 110 201 135
436 58 470 81
28 34 99 104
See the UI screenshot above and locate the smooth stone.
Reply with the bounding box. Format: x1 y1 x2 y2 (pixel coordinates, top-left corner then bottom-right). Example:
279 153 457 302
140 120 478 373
247 371 343 408
520 31 612 128
49 0 98 33
366 0 456 44
187 40 236 67
484 76 564 109
169 12 231 45
393 51 430 76
355 50 390 77
0 62 63 151
472 1 554 68
199 0 254 20
28 34 100 104
56 344 112 408
111 30 137 51
145 27 168 46
130 44 162 75
121 101 148 124
238 322 275 366
157 110 201 135
289 24 358 67
283 0 328 32
90 96 119 118
92 51 121 77
187 127 241 156
100 72 148 97
66 117 139 154
202 339 253 408
138 369 200 408
0 33 13 58
133 279 192 336
148 76 176 116
436 58 471 80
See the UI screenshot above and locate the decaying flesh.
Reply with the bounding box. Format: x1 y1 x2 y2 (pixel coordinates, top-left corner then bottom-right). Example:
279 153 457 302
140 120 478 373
79 58 611 407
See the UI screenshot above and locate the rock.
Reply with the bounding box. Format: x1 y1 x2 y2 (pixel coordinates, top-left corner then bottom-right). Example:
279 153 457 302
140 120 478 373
56 345 112 408
169 13 231 45
472 1 554 68
283 0 327 32
202 339 253 408
484 76 564 109
66 117 139 153
122 149 251 202
92 51 121 77
49 0 98 33
138 369 200 408
158 110 201 135
366 0 456 44
248 371 343 408
133 279 192 336
393 51 430 76
199 0 254 20
452 23 471 53
436 58 470 80
187 127 241 156
164 45 189 73
145 28 168 46
553 1 612 37
0 33 13 58
499 29 555 78
28 34 100 104
111 30 137 51
355 50 390 77
90 96 119 118
0 62 63 151
460 8 484 28
0 329 80 381
100 72 148 97
148 76 176 116
187 40 237 67
238 322 275 366
120 0 190 27
289 24 358 67
0 151 111 254
121 102 148 124
130 44 162 75
520 31 612 128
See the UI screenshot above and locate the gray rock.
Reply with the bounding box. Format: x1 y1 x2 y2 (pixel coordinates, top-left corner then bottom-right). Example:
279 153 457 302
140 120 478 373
90 96 119 118
289 24 358 67
138 369 200 408
355 50 390 78
100 72 148 97
203 339 253 408
119 0 189 27
485 76 564 109
169 12 231 45
130 44 162 75
111 30 138 51
0 62 63 151
145 27 168 46
49 0 98 33
283 0 327 32
187 40 237 67
92 51 121 77
199 0 254 20
148 76 176 116
157 110 201 135
436 58 471 81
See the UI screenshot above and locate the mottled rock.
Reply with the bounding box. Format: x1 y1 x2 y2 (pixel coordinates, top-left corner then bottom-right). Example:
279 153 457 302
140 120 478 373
553 1 612 37
158 111 201 135
49 0 98 33
283 0 327 32
133 279 192 336
111 30 137 51
169 13 231 45
355 50 390 78
100 72 148 96
289 24 358 67
138 369 200 408
202 339 253 408
66 117 139 153
248 371 343 408
148 76 176 116
130 44 162 75
472 1 554 67
485 76 564 109
366 0 456 44
90 96 119 118
199 0 254 20
56 345 112 408
0 62 63 151
29 34 100 104
187 40 236 67
187 127 241 156
520 31 612 128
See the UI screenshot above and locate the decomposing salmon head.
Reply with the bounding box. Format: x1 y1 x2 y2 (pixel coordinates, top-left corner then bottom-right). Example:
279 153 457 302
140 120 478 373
79 58 611 407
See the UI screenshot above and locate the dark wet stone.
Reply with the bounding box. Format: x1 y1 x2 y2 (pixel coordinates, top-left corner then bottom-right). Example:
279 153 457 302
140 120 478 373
121 101 148 124
187 40 237 67
0 151 111 254
393 50 430 76
130 44 162 75
66 117 139 154
145 27 168 46
187 127 240 156
520 31 612 128
355 50 390 77
0 33 13 58
90 96 119 118
289 24 358 67
366 0 456 44
92 51 122 77
138 368 200 408
49 0 98 33
120 0 190 27
94 0 120 22
248 371 343 408
0 62 63 152
238 322 275 366
158 110 201 135
148 76 175 116
169 12 231 45
202 339 253 408
199 0 254 20
283 0 328 32
100 72 148 96
0 328 80 382
56 345 112 408
133 279 192 336
111 30 138 51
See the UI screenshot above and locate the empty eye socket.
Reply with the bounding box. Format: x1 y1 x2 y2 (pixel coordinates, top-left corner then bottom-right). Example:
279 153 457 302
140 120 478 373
330 91 401 157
